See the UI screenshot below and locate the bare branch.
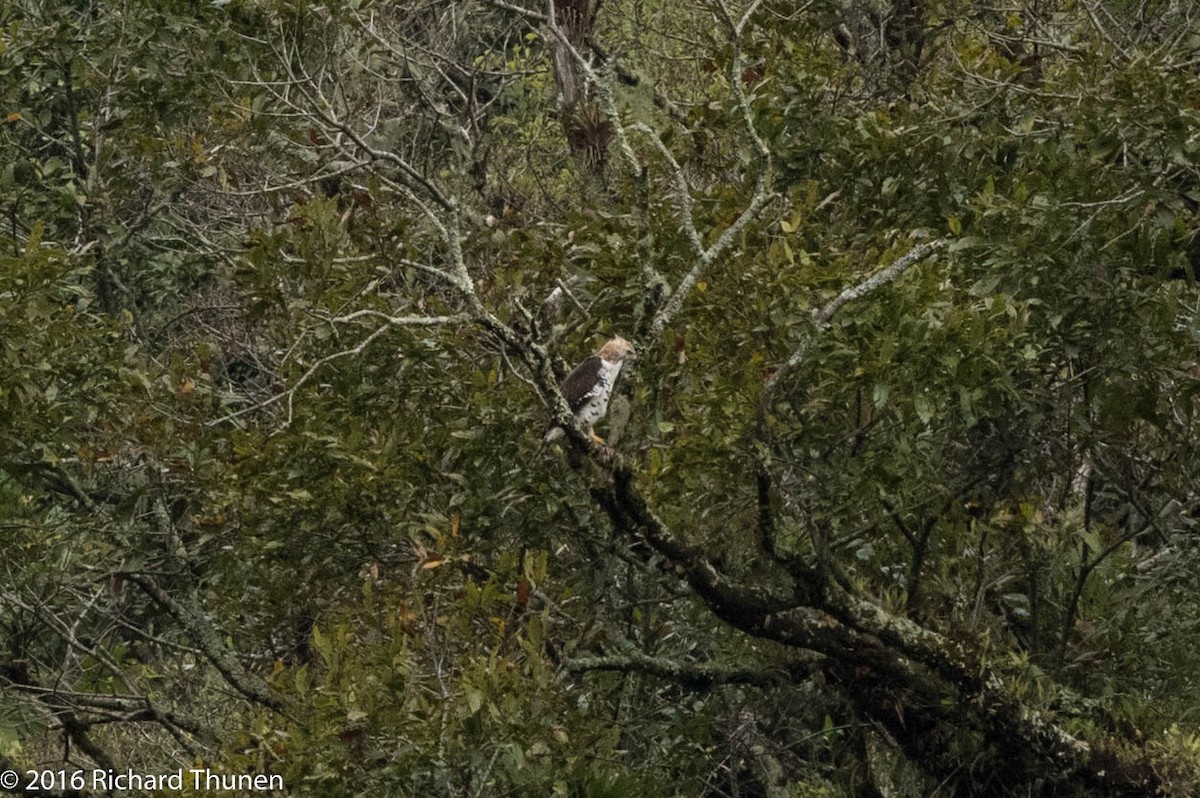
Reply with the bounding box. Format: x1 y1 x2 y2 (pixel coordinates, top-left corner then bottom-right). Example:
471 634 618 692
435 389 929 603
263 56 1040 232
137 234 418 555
481 0 548 24
1083 1 1131 60
710 0 771 161
328 309 473 327
209 313 470 427
763 239 947 398
650 175 778 337
630 123 704 257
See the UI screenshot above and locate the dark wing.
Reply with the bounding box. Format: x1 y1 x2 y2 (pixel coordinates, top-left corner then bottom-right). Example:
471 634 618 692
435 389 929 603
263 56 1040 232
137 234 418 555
559 355 603 412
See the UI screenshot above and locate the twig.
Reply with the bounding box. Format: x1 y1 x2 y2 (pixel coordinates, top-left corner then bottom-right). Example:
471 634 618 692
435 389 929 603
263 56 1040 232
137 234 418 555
209 313 469 427
1083 1 1131 59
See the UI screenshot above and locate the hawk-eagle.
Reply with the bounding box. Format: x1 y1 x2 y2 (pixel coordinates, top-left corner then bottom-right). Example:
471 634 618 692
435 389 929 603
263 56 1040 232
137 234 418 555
544 335 635 444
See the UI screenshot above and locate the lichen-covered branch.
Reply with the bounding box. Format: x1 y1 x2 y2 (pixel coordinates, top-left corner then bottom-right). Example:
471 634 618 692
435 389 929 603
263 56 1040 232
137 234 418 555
643 0 778 338
122 572 286 714
762 239 946 403
711 0 770 160
566 650 813 689
629 123 704 257
563 412 1162 795
649 179 777 337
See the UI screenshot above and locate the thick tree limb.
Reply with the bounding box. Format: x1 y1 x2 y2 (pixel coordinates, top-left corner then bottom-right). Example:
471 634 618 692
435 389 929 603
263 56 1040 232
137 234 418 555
121 572 286 714
566 650 813 689
560 423 1161 795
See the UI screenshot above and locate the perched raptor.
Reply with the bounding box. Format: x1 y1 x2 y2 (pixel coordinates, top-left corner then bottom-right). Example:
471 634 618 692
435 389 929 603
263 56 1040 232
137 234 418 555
544 335 635 444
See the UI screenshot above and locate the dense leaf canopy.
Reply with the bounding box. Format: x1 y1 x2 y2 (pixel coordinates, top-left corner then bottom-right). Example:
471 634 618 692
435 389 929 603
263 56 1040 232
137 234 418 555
3 1 1200 796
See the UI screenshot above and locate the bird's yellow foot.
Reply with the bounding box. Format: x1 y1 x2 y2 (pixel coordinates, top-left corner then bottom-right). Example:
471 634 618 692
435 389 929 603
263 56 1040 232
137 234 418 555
590 431 607 444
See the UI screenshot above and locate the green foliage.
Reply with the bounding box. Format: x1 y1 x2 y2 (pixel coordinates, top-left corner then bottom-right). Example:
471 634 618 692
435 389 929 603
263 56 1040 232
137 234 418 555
4 1 1200 796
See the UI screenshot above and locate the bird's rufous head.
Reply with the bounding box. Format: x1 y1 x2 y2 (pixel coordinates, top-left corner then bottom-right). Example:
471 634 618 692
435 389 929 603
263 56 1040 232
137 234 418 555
598 335 635 362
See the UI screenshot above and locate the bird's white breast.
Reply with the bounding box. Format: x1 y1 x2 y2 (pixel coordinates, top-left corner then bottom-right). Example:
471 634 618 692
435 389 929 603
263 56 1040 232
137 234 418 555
579 359 623 421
